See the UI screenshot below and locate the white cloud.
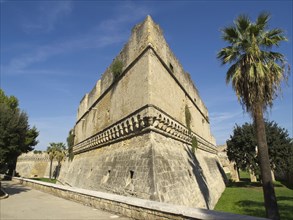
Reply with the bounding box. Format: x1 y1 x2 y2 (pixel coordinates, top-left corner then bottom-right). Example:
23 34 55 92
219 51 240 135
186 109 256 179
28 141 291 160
209 110 251 145
210 111 243 123
2 3 152 76
22 1 73 33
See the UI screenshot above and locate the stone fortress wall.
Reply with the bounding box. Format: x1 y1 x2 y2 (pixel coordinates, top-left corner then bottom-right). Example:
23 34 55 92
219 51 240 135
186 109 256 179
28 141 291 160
73 16 214 145
58 16 226 209
16 152 58 178
217 144 240 182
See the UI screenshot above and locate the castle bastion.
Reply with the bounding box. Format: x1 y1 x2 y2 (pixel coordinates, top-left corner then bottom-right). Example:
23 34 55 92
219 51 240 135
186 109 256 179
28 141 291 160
58 15 226 209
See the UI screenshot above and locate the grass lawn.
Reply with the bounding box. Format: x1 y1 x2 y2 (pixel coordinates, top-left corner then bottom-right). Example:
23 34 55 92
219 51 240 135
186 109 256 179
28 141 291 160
30 177 57 184
214 172 293 220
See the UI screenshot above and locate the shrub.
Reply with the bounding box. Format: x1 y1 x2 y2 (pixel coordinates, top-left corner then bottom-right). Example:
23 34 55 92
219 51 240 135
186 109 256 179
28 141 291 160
111 59 123 79
185 104 191 133
192 136 198 154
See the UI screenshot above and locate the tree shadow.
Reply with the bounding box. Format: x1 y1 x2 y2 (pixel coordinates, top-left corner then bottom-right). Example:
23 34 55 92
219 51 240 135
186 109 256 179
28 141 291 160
53 164 61 179
236 200 293 220
185 147 211 209
277 196 293 201
240 177 251 182
228 180 263 188
216 160 229 185
228 179 284 188
1 181 30 196
279 180 293 190
236 200 266 218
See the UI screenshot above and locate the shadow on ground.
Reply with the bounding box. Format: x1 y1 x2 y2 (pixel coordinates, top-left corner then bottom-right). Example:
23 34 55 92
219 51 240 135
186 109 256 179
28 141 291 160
228 180 287 188
0 188 6 197
236 199 293 220
280 180 293 190
228 180 262 188
1 181 30 196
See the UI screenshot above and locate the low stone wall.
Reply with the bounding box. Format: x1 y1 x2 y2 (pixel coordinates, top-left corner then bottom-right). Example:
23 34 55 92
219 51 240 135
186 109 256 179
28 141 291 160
12 177 267 220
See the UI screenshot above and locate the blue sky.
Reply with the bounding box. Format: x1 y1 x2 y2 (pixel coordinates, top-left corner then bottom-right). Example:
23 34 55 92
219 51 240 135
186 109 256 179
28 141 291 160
1 1 292 150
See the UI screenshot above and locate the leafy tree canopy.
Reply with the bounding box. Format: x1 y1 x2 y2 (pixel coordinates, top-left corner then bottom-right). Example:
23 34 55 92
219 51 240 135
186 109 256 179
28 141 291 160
227 121 293 176
0 89 39 173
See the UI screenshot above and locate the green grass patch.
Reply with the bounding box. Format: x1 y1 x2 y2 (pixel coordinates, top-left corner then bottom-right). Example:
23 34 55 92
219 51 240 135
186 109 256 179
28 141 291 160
30 178 57 184
215 179 293 220
239 170 251 181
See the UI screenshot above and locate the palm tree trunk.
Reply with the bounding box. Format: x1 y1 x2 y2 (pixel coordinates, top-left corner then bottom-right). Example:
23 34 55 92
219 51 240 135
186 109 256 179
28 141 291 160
254 104 280 219
56 161 61 179
49 159 53 179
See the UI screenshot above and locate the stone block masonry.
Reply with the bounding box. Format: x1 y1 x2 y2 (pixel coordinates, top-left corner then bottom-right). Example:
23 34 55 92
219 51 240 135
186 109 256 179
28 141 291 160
16 152 58 178
58 15 226 209
12 177 268 220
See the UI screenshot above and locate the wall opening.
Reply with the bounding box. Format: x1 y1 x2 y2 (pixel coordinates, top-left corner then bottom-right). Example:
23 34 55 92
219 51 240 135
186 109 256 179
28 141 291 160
130 170 134 179
169 63 174 73
126 170 135 187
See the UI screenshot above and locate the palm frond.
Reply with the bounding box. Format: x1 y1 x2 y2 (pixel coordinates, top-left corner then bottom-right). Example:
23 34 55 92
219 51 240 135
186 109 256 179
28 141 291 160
217 46 240 65
222 26 239 43
256 12 270 30
256 62 265 78
226 63 237 84
266 28 285 38
248 65 255 80
262 29 287 47
218 12 289 113
235 14 250 34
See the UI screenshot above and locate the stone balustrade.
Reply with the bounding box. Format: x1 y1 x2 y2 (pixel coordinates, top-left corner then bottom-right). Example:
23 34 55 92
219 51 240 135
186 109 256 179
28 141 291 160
73 105 217 155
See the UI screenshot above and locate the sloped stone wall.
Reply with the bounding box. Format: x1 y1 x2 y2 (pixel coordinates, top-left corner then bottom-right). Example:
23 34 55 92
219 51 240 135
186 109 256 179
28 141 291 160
59 129 225 209
151 132 225 209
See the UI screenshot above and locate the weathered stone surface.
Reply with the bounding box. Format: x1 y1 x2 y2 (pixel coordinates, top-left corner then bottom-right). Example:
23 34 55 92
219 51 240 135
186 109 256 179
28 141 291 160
13 177 267 220
217 144 240 182
16 152 58 178
58 15 226 209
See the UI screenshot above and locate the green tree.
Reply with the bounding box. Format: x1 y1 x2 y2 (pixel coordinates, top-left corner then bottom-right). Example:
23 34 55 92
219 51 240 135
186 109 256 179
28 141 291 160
217 13 290 219
227 123 257 173
266 121 293 179
0 89 39 175
33 150 43 154
227 121 293 179
47 142 66 179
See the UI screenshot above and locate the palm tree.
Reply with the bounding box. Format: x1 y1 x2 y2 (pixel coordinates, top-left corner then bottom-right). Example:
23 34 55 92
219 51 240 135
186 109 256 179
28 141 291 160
217 12 289 219
55 150 66 178
47 142 66 179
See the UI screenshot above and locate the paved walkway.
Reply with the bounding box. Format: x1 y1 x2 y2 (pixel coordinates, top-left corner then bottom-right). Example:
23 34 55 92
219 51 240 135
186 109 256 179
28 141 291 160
0 181 129 220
